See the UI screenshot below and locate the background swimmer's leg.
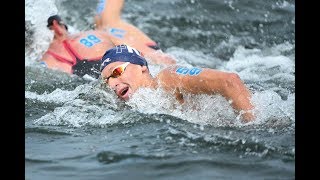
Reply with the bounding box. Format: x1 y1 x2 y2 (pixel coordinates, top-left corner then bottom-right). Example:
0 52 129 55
93 0 154 45
93 0 175 65
94 0 106 29
95 0 154 44
94 0 125 29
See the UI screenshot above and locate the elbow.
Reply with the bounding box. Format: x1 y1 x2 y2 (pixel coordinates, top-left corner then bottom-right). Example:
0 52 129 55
228 73 241 81
224 73 243 90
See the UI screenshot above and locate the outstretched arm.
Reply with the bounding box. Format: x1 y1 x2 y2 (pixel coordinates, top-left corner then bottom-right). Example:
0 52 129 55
94 0 176 65
158 66 255 122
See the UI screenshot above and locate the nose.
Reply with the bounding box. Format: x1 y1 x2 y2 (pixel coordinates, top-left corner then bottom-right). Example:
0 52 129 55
107 77 120 89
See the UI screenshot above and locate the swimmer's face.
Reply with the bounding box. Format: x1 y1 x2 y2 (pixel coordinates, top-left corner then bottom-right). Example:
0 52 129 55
48 20 68 35
101 62 148 100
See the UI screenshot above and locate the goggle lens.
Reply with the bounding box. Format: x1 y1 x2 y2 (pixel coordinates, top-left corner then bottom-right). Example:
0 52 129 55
112 66 124 78
105 62 130 82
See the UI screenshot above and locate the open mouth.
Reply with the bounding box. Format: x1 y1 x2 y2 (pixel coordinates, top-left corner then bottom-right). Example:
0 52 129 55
120 87 129 97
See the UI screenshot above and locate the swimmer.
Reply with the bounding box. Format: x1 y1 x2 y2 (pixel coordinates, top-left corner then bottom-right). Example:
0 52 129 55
41 0 176 78
100 45 255 123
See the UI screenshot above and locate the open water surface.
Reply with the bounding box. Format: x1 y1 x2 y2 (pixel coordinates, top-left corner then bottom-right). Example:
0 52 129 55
25 0 295 179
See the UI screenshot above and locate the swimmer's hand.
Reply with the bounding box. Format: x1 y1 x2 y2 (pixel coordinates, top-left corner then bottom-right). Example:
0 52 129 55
240 110 256 123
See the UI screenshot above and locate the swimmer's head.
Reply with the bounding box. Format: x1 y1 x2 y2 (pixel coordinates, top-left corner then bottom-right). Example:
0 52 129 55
100 45 148 72
47 15 68 31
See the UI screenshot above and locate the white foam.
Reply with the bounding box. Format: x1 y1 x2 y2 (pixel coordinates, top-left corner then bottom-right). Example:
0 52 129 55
34 103 122 128
251 90 295 123
222 45 295 82
25 0 58 63
25 0 80 65
126 88 238 126
167 47 222 68
25 84 93 104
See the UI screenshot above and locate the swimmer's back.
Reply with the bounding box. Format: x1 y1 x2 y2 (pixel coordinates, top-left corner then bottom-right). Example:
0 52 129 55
42 30 115 75
61 30 115 61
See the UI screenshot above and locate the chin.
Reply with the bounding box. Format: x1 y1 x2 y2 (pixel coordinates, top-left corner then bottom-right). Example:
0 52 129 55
122 96 130 101
120 89 133 101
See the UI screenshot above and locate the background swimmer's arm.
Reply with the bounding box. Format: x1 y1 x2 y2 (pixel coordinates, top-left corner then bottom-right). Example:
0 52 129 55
159 67 255 122
94 0 176 65
41 53 73 74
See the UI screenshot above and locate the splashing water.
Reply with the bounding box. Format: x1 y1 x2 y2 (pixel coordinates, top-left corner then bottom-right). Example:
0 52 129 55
25 0 295 179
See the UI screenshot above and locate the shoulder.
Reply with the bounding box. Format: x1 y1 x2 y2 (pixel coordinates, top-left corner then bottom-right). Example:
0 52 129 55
157 65 179 78
158 65 204 77
156 65 186 87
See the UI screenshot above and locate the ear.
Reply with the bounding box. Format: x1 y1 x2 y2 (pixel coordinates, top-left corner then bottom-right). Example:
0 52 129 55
141 65 148 73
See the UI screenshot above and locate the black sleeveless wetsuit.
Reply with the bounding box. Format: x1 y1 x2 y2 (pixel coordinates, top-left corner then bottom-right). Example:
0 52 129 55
47 40 101 78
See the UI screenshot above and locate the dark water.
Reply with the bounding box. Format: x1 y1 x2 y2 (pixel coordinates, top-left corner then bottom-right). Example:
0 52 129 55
25 0 295 179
